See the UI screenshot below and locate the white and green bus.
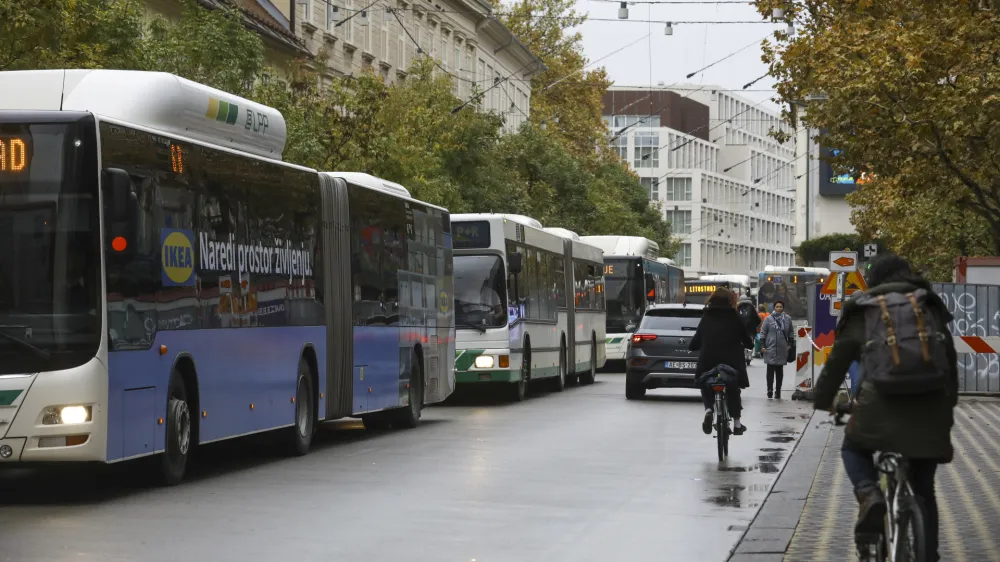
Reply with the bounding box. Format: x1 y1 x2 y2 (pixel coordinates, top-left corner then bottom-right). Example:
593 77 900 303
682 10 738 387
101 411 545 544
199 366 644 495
451 214 606 401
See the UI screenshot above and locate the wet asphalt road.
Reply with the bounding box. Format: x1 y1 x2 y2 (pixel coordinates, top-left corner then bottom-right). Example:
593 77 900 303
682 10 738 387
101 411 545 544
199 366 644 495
0 365 810 562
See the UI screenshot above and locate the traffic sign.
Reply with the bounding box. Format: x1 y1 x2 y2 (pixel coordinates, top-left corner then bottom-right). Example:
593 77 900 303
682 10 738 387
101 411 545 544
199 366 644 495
830 251 858 272
864 243 878 258
820 274 838 295
844 271 867 294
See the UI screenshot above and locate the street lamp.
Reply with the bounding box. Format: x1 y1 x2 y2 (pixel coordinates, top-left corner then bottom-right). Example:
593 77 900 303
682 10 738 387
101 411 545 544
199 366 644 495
664 22 673 36
618 2 628 19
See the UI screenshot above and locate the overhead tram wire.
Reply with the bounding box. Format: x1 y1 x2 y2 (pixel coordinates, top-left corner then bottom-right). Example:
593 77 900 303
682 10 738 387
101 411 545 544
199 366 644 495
607 35 770 145
683 34 769 79
610 32 777 146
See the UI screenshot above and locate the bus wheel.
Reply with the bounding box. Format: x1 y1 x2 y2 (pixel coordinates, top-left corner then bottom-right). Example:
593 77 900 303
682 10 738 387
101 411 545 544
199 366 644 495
287 358 315 456
393 355 422 429
579 337 597 385
553 343 566 392
514 346 530 401
161 371 192 486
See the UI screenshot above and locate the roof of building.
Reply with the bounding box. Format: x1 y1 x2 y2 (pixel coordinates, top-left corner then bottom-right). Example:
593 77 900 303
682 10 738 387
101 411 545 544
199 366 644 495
198 0 309 56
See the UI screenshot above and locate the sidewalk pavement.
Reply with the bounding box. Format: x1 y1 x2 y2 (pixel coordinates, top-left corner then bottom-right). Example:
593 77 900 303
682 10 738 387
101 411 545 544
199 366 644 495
728 397 1000 562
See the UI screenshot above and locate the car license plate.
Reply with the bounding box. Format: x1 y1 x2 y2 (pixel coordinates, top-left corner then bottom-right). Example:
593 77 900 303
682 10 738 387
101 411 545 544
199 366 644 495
665 362 696 370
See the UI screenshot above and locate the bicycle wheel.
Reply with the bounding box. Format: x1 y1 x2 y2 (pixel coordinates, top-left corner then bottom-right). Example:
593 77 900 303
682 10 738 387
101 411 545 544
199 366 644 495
894 495 927 562
716 393 727 462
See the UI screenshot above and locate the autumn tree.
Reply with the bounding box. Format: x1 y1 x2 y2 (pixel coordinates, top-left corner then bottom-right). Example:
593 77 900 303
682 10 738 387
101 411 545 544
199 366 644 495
498 0 611 158
754 0 1000 269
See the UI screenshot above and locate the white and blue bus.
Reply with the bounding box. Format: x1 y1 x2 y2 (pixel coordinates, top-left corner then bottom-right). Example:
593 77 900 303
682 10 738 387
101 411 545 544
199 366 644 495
0 69 454 484
451 215 606 400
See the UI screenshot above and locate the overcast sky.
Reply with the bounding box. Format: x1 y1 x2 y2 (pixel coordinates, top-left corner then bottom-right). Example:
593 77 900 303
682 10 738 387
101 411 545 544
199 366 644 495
569 0 784 109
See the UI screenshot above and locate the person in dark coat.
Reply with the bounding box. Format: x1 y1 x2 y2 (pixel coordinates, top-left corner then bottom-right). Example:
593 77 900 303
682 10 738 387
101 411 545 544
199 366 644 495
690 287 754 435
813 254 957 562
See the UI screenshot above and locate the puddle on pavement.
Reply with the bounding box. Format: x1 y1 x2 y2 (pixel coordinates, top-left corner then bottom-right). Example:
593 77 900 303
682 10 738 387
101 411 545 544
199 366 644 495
767 436 796 443
707 482 770 509
716 463 780 474
768 428 799 436
760 447 783 452
759 453 784 463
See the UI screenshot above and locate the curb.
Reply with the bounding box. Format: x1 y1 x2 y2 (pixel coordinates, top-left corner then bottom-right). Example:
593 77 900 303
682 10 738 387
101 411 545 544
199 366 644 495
725 408 834 562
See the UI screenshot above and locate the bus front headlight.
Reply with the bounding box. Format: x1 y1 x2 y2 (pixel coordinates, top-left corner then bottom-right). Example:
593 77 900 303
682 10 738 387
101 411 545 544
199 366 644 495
41 405 92 425
474 356 495 369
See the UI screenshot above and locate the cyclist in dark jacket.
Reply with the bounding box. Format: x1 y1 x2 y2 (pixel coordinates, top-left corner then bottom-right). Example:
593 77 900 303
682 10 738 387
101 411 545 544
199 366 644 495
813 254 957 562
690 287 754 435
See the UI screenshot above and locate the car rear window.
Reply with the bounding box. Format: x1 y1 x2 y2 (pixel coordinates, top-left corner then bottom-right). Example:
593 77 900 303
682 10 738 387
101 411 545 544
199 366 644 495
639 308 702 331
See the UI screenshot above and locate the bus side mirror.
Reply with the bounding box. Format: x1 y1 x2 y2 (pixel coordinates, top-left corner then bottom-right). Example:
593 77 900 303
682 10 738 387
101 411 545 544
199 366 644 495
508 252 523 275
103 168 137 259
644 273 656 302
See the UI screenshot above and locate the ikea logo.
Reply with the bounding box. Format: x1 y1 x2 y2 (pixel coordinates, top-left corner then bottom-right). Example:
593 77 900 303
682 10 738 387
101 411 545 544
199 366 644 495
161 229 196 287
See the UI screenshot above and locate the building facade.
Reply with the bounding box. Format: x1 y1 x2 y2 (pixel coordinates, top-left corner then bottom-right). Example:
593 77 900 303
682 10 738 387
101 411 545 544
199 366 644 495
286 0 542 131
146 0 542 132
145 0 311 73
792 104 857 245
603 86 797 277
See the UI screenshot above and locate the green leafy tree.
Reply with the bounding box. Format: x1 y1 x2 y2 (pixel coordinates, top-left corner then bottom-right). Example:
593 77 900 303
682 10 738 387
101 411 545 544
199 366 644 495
0 0 146 70
143 0 265 96
754 0 1000 262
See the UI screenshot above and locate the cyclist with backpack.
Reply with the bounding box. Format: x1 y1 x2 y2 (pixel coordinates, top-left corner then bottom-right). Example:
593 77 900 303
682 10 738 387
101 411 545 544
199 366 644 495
813 254 958 562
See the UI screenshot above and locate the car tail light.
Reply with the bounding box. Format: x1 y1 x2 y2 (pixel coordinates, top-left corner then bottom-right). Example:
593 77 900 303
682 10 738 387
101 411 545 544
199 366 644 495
631 333 657 343
712 385 726 392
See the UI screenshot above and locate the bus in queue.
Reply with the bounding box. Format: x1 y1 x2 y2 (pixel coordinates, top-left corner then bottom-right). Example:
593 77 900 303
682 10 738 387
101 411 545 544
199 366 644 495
0 69 455 484
579 235 684 363
684 280 733 305
451 215 606 401
757 266 830 321
699 274 753 299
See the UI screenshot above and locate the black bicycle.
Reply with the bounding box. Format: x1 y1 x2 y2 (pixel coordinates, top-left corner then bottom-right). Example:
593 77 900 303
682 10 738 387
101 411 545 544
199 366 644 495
834 403 927 562
713 382 730 462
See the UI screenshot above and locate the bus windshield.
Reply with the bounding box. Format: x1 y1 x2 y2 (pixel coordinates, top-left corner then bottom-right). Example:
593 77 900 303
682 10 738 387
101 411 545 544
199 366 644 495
757 272 818 320
0 117 100 374
454 254 507 330
605 258 642 333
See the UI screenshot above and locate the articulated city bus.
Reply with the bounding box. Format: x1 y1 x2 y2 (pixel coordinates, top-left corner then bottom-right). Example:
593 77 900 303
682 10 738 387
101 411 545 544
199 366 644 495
451 215 606 400
579 236 684 363
0 69 454 484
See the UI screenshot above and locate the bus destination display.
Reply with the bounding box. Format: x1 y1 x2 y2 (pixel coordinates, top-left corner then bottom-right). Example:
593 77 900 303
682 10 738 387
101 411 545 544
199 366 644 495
453 221 491 249
0 136 28 173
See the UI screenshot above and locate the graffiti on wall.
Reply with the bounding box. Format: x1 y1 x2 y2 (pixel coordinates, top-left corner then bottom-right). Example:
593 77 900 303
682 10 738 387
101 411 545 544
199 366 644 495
933 283 1000 393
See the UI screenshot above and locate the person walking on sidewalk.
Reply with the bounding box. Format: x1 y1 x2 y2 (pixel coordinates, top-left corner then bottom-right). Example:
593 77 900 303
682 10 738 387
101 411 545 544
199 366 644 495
760 299 793 398
813 254 957 562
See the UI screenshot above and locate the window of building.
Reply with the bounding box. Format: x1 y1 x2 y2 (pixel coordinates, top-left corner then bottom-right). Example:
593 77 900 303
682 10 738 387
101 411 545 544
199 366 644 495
302 0 313 22
633 132 659 168
612 133 627 162
639 177 659 201
678 243 692 267
663 177 692 201
664 210 691 234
